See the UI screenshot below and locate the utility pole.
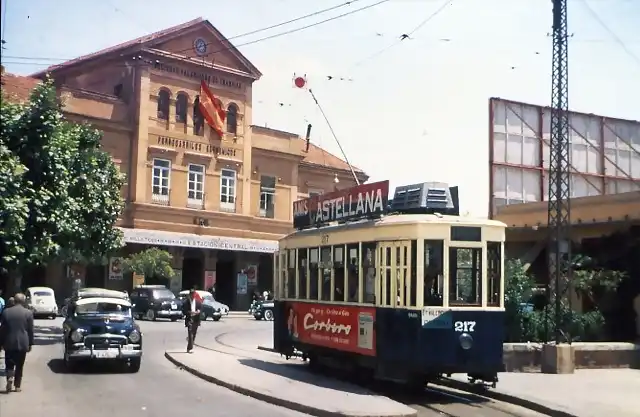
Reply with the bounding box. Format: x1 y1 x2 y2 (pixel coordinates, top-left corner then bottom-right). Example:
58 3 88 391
547 0 572 350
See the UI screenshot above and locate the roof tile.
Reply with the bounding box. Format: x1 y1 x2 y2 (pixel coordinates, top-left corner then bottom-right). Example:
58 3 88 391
0 72 41 103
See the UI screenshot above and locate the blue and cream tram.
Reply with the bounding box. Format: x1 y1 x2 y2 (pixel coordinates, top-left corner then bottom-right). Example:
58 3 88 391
272 180 507 387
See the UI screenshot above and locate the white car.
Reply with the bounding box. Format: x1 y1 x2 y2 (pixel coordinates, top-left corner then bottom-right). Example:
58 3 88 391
179 290 229 316
26 286 58 319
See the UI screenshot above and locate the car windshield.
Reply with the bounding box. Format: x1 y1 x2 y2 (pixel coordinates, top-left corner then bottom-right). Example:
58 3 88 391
152 289 175 299
75 302 131 316
202 294 215 302
33 291 53 297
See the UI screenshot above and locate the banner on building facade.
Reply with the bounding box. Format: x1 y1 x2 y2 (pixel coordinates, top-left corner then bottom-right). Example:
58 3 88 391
245 265 258 287
108 258 124 280
133 273 145 287
204 270 216 291
236 273 248 295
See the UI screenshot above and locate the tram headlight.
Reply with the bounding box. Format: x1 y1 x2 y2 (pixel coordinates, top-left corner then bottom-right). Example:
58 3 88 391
459 333 473 350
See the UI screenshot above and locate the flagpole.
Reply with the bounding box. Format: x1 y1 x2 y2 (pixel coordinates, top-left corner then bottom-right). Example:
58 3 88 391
308 88 360 185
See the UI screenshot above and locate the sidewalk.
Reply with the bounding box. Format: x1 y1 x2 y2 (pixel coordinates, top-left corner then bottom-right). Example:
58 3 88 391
448 369 640 417
165 347 417 417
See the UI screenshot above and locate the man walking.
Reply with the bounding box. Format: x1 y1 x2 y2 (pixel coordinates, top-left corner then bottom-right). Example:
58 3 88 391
0 293 34 393
181 289 202 353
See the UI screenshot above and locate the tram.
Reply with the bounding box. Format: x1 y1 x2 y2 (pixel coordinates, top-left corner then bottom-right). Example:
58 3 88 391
272 180 507 387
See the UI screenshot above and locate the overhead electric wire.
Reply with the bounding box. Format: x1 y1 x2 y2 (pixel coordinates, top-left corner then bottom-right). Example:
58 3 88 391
346 0 453 70
580 0 640 67
2 0 389 72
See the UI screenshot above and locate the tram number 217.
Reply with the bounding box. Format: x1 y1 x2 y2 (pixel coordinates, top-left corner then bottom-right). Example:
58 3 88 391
454 321 476 333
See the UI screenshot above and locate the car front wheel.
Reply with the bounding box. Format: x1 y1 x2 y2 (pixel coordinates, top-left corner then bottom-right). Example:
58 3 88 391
145 309 156 321
264 310 274 321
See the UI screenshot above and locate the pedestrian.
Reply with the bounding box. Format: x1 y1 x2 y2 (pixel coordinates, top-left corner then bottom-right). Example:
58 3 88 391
0 293 34 393
0 289 5 315
181 289 202 354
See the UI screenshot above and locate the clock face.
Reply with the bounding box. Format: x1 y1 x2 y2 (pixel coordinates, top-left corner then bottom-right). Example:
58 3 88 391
194 38 207 56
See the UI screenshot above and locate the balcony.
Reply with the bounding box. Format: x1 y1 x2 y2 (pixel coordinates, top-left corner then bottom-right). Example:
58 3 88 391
187 197 205 210
151 190 170 206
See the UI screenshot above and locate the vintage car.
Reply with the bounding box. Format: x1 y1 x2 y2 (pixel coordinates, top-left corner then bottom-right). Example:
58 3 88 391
130 285 182 321
60 288 129 317
177 290 228 321
253 300 275 321
62 290 142 372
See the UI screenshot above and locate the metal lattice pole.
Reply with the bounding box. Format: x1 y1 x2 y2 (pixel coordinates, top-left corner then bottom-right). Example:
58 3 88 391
547 0 572 344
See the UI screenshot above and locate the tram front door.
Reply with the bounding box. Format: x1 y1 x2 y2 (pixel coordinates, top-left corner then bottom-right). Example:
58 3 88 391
377 241 412 308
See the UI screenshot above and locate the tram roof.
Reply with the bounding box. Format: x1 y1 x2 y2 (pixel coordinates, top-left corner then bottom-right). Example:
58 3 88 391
284 213 507 238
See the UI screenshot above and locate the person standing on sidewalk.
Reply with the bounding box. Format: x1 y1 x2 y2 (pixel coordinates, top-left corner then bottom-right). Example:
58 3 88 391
182 289 202 353
0 293 34 393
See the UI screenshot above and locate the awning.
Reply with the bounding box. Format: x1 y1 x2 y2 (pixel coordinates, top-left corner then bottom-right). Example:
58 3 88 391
118 227 278 253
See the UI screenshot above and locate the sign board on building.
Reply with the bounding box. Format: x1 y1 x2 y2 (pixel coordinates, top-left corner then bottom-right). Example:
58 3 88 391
488 97 640 218
204 270 216 291
119 228 278 253
293 180 390 229
236 273 248 295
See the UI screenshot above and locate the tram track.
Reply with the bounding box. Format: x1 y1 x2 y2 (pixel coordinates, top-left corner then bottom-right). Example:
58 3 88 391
205 331 546 417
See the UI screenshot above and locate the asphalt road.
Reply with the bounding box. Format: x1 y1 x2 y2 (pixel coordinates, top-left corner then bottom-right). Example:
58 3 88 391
0 316 308 417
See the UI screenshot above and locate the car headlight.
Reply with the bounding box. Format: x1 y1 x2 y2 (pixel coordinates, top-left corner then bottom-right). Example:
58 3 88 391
459 333 473 350
129 330 141 343
70 330 84 343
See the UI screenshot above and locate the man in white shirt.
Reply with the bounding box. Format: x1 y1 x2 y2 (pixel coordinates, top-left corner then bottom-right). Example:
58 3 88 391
181 290 202 353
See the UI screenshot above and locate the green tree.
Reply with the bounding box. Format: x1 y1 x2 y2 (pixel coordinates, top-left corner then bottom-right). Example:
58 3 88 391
122 248 175 283
0 80 125 275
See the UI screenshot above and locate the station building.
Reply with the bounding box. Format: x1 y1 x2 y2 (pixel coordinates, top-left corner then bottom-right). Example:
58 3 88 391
1 18 367 310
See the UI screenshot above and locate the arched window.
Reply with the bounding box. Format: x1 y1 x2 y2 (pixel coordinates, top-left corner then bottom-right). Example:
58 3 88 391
226 103 238 134
176 93 188 123
193 96 204 136
157 89 170 120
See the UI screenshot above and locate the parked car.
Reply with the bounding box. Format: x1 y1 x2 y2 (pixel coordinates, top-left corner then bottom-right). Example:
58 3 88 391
130 285 182 321
25 286 58 319
177 290 228 321
62 289 142 372
253 300 275 321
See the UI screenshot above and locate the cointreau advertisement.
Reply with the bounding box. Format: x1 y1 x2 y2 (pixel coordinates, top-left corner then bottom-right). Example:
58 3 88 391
286 302 376 356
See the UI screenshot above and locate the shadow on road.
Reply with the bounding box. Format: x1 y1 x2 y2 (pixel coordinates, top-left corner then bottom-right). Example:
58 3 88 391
34 324 63 346
47 358 135 375
237 358 372 395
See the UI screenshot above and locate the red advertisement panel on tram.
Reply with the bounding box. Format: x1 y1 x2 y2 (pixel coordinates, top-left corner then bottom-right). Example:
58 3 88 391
286 302 377 356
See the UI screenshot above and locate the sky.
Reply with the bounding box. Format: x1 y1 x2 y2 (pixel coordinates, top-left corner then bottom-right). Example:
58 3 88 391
2 0 639 217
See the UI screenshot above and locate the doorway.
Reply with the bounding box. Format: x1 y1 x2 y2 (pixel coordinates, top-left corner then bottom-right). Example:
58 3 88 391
182 249 204 291
215 250 236 308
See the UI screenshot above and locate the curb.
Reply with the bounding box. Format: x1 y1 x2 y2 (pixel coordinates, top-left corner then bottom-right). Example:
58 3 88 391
164 351 416 417
437 378 580 417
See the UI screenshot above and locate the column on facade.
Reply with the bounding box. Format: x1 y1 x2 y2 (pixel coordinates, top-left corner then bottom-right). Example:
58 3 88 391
241 88 253 216
132 67 151 202
168 95 176 125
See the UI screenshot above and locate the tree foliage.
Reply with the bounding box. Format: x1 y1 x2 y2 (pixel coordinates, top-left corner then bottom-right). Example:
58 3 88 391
503 256 625 343
0 79 125 274
122 247 175 281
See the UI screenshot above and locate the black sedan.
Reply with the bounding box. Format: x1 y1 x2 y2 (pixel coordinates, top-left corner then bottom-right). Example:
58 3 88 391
253 300 274 321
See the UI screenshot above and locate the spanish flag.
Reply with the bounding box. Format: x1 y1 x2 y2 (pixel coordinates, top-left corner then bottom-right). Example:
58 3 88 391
199 80 226 138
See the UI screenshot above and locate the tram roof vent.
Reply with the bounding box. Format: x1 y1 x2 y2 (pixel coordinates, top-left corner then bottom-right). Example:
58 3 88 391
390 182 460 216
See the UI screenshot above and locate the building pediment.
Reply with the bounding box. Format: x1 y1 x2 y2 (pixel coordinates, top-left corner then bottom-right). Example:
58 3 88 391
31 18 261 80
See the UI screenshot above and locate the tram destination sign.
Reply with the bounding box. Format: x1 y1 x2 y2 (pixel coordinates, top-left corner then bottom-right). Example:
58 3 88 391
293 180 390 229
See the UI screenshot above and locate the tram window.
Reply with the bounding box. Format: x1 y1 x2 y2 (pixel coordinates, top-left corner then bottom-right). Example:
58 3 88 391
451 226 482 242
346 244 359 302
449 247 482 306
320 247 332 301
333 246 345 302
407 241 417 307
424 240 444 306
287 249 297 298
298 248 308 300
487 242 502 306
309 248 319 300
362 242 376 304
384 246 392 306
274 252 280 298
282 252 288 299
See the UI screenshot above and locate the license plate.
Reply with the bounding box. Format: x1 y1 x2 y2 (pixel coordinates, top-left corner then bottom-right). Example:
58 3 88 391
171 304 177 310
93 350 117 359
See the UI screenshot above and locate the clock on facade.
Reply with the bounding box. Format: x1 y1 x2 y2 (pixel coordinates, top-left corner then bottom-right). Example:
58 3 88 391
193 38 207 56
